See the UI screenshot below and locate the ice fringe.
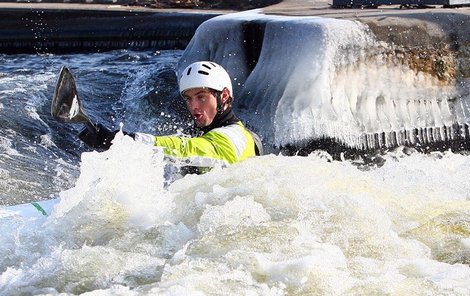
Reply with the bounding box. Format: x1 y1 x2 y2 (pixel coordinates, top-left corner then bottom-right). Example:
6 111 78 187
178 10 470 151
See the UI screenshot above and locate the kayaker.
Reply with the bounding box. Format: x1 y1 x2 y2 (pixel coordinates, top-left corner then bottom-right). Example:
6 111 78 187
78 61 263 170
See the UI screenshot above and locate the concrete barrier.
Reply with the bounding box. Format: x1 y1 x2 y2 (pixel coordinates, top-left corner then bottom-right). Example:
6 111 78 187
0 3 219 53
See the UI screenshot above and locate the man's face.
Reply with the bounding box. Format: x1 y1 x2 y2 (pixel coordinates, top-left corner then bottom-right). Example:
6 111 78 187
182 88 219 127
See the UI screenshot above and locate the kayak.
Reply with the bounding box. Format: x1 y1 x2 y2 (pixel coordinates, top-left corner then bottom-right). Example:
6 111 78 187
4 198 59 219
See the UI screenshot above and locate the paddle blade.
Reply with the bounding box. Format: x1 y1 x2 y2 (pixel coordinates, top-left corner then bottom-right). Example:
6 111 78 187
51 66 91 124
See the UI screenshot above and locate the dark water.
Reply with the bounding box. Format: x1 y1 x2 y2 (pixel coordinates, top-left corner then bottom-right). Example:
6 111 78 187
0 50 187 205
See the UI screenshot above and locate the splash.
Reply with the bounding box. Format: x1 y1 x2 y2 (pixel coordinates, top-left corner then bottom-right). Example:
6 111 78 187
1 133 470 294
0 133 180 294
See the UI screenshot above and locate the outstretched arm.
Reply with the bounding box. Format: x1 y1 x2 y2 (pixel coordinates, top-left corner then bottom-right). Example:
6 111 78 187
134 123 257 167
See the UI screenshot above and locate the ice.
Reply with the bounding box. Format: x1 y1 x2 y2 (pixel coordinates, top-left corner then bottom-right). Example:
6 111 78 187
179 11 470 149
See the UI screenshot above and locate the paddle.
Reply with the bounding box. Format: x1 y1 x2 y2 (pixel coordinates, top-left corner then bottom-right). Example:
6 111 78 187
51 66 98 133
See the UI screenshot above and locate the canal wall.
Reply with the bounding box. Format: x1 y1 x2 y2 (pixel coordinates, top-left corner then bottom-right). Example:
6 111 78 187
0 3 220 53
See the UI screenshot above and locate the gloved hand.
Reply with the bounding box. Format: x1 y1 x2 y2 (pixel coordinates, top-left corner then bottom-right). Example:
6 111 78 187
78 123 117 150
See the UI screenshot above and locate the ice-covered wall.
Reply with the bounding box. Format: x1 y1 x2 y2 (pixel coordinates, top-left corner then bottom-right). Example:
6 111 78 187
178 10 470 151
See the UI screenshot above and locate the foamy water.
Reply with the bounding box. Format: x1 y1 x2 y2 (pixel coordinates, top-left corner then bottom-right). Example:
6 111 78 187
1 134 469 295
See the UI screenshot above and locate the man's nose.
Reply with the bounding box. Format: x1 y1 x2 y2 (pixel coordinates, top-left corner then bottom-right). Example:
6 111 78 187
188 99 200 109
190 100 201 108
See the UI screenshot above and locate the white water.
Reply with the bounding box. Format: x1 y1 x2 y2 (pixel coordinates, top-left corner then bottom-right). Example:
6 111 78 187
1 133 470 295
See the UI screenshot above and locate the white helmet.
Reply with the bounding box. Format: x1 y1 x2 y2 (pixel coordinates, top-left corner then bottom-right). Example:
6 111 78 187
179 61 233 96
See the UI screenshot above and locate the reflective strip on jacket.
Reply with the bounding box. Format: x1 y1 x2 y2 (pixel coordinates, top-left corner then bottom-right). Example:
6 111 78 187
134 122 257 168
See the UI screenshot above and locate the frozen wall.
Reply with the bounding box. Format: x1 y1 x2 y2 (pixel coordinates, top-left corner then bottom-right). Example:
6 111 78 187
178 10 470 151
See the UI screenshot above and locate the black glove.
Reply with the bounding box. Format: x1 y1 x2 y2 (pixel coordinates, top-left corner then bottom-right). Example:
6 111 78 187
78 123 117 150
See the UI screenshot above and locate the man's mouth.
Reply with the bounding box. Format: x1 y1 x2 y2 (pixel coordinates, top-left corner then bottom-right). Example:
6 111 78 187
193 114 203 121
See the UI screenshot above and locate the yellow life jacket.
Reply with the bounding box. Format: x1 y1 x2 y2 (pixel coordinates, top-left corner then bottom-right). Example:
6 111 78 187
135 122 259 168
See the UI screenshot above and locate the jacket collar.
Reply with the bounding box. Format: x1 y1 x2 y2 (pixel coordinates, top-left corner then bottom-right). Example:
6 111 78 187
200 108 239 134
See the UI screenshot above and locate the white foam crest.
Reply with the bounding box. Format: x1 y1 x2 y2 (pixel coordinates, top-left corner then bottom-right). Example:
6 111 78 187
251 249 351 293
48 131 174 235
24 105 42 121
2 148 470 294
0 135 20 156
3 244 166 294
0 133 185 294
399 258 470 291
39 134 57 148
198 195 271 234
147 153 470 294
0 71 55 98
50 157 78 192
153 258 282 296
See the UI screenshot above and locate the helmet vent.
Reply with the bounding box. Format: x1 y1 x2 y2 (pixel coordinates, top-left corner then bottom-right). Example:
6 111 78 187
179 61 232 96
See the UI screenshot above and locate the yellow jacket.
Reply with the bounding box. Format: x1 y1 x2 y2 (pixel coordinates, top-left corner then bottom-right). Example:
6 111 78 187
135 121 258 168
